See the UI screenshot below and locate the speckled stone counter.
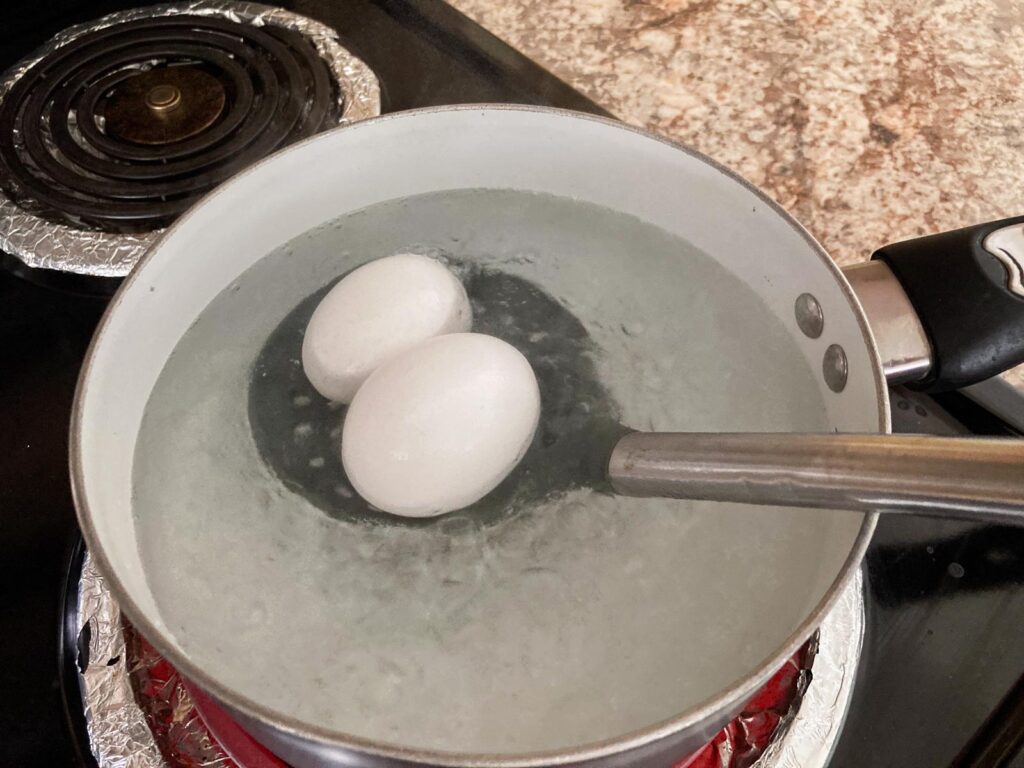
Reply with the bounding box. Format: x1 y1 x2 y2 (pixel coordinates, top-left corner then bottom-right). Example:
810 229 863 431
449 0 1024 394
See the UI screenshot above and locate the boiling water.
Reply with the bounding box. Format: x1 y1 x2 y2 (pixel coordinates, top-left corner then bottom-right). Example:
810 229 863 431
133 189 850 754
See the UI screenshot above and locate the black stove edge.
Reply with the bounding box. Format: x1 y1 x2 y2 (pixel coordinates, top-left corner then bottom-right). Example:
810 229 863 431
374 0 611 117
950 669 1024 767
931 390 1022 437
58 536 98 768
0 252 121 297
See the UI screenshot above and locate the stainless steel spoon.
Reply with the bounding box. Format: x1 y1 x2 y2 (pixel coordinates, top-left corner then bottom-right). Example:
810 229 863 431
608 433 1024 524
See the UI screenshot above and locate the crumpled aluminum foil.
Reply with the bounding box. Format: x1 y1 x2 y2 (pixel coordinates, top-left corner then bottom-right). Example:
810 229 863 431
76 548 864 768
78 552 240 768
77 553 168 768
0 1 381 278
752 571 865 768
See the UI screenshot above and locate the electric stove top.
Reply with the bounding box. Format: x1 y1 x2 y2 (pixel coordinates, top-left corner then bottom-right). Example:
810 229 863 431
2 2 1022 767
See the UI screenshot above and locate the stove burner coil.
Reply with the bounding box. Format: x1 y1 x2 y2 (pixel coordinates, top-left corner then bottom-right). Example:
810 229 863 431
0 16 339 232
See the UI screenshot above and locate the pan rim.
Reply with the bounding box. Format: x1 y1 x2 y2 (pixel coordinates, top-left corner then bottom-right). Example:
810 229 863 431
70 103 887 768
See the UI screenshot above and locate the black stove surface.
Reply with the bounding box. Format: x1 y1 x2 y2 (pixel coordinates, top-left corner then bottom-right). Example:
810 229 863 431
1 274 104 767
1 2 1022 767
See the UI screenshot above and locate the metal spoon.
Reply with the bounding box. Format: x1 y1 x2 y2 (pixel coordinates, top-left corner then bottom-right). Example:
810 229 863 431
608 433 1024 524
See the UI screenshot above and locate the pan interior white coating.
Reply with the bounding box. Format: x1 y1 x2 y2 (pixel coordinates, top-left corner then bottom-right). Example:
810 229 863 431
74 108 883 759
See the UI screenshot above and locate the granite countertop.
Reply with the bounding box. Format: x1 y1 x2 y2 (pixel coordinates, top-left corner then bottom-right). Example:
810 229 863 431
450 0 1024 394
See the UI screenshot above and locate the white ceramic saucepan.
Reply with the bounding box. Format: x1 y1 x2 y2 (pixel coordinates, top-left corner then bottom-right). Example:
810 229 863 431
71 107 1024 768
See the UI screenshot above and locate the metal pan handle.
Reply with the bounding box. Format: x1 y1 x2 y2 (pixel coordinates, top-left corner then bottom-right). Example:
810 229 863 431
845 217 1024 391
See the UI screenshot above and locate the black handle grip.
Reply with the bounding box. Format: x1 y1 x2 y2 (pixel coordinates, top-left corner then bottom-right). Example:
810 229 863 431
872 215 1024 392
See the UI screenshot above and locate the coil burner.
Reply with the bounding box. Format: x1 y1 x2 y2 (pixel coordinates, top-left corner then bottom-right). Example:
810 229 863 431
0 16 340 232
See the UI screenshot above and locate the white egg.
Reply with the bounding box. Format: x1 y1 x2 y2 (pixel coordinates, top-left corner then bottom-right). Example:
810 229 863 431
302 253 472 403
341 333 541 518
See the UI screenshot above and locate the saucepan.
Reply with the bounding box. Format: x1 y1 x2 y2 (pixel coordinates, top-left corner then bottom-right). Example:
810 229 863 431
71 106 1024 768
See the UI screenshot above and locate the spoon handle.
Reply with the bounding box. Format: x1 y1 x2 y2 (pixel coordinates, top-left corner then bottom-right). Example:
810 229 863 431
608 433 1024 524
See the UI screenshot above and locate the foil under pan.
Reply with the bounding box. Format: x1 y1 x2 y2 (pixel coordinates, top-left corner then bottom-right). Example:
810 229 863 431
0 1 381 279
75 549 864 768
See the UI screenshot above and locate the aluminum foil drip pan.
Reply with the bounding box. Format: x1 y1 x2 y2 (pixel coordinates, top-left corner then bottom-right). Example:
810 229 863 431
0 1 381 279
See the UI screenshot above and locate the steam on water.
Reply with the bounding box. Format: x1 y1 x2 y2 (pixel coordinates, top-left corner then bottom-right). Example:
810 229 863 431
133 189 843 754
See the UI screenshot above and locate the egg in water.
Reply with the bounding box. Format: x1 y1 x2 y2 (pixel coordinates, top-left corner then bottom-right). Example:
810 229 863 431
342 333 541 517
301 253 472 403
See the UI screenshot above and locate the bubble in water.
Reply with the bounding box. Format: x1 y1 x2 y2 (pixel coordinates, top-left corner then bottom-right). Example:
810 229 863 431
437 514 475 537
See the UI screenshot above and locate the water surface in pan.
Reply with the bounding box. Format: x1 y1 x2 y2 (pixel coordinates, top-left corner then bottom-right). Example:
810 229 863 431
132 188 857 754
